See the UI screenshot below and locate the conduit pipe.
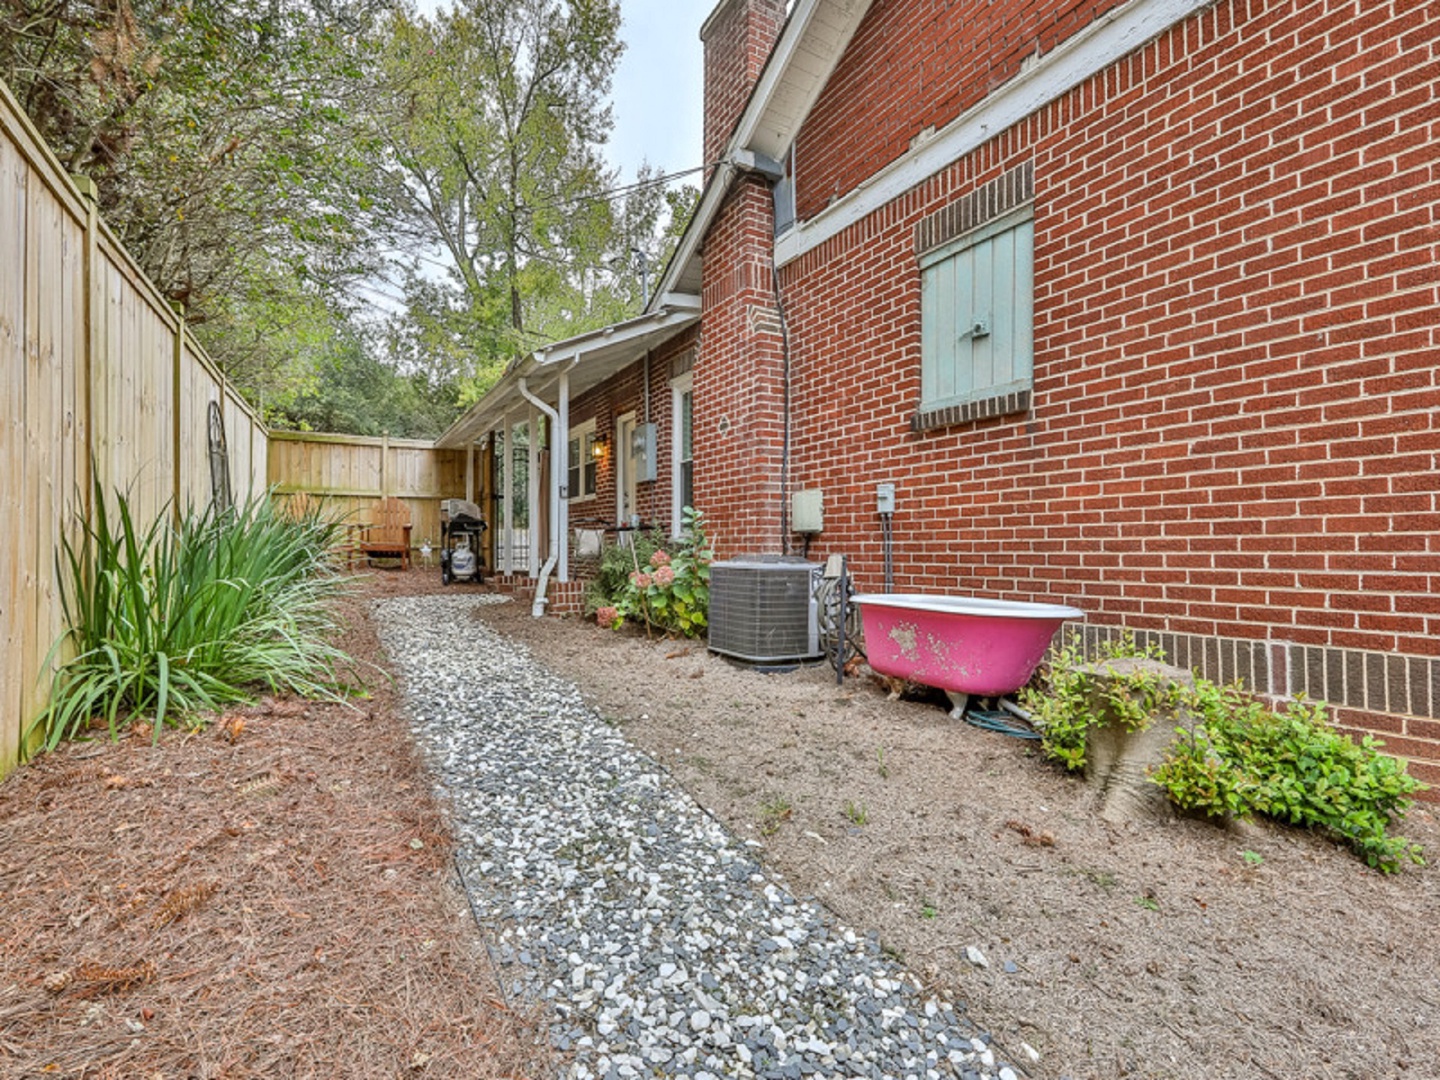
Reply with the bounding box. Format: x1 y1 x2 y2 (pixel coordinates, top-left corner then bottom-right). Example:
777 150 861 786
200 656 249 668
518 376 561 617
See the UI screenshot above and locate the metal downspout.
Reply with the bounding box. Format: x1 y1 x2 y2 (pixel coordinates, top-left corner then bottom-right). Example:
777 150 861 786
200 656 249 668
518 377 561 618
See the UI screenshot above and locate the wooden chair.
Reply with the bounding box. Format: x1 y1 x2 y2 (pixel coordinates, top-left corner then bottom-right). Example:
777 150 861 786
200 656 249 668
354 496 413 570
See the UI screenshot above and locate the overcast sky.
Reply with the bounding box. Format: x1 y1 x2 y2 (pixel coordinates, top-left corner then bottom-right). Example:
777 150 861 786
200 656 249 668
605 0 706 182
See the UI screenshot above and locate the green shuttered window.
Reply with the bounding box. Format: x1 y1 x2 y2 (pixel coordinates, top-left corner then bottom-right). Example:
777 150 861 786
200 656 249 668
920 206 1034 412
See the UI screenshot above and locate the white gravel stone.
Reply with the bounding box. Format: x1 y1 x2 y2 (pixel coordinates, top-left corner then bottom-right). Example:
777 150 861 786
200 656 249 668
375 595 1005 1080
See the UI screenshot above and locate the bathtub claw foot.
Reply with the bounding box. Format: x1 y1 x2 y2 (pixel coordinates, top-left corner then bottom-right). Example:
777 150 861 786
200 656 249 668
946 691 970 720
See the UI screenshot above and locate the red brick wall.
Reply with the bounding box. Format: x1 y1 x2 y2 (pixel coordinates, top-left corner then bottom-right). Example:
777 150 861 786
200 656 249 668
794 0 1127 219
565 328 698 540
702 0 787 174
694 177 792 558
698 0 1440 780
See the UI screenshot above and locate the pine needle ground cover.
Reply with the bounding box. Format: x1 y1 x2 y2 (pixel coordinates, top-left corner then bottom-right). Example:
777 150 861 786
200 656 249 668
0 595 549 1078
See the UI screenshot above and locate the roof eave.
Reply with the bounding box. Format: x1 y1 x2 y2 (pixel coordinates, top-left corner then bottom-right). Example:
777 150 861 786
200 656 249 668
649 0 873 309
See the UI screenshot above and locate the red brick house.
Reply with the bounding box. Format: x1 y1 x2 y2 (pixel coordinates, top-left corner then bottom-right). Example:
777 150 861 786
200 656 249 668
440 0 1440 785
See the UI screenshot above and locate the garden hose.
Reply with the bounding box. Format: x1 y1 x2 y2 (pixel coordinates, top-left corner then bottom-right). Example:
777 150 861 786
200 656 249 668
963 702 1043 740
814 572 864 675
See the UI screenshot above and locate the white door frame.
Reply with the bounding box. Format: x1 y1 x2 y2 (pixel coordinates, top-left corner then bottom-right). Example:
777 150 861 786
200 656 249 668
615 410 637 526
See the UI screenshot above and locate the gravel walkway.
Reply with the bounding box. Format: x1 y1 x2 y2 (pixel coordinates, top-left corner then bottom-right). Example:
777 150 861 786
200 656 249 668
375 595 1018 1080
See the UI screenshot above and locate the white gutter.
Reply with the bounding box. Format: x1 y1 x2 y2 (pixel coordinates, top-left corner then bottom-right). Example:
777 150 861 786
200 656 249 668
556 367 571 585
517 377 561 617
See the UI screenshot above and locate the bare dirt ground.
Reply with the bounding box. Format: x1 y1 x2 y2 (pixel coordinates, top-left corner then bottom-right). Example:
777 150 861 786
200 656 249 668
477 589 1440 1080
0 578 549 1080
5 564 1436 1080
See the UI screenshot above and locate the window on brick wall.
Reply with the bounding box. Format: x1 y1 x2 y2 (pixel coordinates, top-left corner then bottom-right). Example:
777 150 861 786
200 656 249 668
920 206 1034 415
566 419 598 501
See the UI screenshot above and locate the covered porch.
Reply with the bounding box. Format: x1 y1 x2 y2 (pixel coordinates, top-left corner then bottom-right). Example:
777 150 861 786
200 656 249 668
434 296 701 615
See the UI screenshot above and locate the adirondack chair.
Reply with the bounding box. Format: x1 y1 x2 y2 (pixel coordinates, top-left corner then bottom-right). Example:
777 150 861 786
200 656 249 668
354 496 413 569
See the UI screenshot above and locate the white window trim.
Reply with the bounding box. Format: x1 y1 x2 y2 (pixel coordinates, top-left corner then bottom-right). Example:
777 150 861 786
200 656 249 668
670 373 693 537
567 418 598 501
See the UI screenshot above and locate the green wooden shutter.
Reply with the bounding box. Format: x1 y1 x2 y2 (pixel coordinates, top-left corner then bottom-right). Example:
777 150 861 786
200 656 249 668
920 208 1033 411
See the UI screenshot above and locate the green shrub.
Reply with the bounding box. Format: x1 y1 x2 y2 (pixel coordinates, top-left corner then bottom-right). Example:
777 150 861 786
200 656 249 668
582 528 672 616
1155 690 1426 873
30 484 351 751
1022 631 1181 771
584 508 712 638
1023 631 1426 872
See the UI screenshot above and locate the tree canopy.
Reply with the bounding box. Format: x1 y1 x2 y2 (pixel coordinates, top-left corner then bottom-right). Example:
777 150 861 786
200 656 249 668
1 0 698 437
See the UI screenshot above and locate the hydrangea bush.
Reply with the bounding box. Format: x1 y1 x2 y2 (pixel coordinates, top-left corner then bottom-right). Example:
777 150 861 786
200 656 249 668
585 509 712 638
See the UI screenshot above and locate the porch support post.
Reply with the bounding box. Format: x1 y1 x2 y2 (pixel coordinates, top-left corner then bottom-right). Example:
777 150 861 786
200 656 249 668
464 441 475 504
527 403 541 577
501 413 515 575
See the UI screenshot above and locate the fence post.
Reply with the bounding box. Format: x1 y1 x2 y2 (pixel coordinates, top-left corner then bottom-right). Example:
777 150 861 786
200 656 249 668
170 304 184 523
74 175 99 516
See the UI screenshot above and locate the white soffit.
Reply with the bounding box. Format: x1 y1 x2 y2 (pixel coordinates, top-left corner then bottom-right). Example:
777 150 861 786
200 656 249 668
739 0 872 161
773 0 1215 266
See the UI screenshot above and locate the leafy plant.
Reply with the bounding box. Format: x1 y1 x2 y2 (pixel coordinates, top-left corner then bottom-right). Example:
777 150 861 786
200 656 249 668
1241 850 1265 867
30 483 350 751
1022 631 1182 771
1154 693 1426 873
1025 632 1426 872
759 795 793 837
920 901 937 919
586 507 712 638
876 747 889 779
844 800 869 826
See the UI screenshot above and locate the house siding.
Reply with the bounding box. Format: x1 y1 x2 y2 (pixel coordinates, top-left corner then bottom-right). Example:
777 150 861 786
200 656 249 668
793 0 1131 221
696 0 1440 783
694 177 793 557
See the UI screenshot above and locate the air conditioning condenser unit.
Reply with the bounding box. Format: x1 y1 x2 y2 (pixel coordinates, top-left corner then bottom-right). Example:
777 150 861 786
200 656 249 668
708 557 822 664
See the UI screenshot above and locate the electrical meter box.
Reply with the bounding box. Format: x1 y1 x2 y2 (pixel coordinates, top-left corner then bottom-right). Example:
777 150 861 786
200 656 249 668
876 483 896 515
792 489 824 533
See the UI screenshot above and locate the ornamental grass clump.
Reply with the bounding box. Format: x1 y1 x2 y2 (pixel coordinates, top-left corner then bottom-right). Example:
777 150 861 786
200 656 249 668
31 484 351 751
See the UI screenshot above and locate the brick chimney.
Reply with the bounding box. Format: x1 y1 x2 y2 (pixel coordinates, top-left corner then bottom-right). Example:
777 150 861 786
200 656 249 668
700 0 786 175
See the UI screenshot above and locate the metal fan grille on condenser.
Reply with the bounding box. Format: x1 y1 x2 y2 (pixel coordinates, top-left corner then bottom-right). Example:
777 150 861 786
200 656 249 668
707 558 822 664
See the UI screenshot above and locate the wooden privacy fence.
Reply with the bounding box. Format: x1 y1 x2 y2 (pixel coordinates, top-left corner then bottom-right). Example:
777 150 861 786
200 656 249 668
267 432 478 555
0 78 268 777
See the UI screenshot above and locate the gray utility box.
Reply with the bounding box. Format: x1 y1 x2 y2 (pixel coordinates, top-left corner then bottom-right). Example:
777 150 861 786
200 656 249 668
708 556 822 664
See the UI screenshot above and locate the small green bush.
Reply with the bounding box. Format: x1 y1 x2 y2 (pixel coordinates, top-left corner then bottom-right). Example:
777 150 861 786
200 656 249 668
582 529 672 617
586 507 712 638
1022 631 1182 771
30 484 351 751
1155 689 1426 873
1024 632 1426 872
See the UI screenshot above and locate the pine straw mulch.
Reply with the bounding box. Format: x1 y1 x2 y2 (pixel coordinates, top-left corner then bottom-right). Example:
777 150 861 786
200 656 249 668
0 587 550 1080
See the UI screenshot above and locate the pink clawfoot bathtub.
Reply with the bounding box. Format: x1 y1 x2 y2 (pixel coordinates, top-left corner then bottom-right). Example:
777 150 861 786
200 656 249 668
850 594 1083 718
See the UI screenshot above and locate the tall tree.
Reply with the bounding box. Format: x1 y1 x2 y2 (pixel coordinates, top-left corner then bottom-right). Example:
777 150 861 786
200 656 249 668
2 0 390 397
376 0 625 389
